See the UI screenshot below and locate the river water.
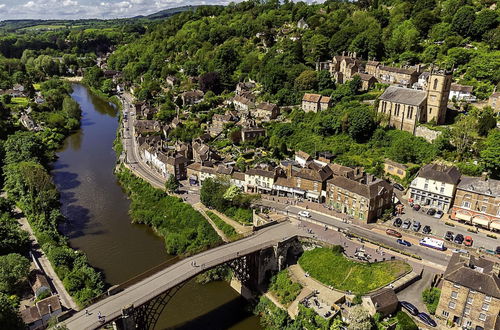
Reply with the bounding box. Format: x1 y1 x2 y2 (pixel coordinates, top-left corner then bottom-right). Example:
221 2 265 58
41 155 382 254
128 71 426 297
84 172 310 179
52 84 261 329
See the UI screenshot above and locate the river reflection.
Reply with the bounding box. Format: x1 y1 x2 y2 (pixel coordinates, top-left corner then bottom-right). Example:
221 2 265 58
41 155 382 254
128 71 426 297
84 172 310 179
52 84 261 329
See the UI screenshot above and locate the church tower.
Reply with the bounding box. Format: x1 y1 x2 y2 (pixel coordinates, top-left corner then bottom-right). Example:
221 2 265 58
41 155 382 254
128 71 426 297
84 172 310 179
425 69 452 124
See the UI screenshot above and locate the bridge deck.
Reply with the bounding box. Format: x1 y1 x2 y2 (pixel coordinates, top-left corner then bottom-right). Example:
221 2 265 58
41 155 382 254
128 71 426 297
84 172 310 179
63 222 300 330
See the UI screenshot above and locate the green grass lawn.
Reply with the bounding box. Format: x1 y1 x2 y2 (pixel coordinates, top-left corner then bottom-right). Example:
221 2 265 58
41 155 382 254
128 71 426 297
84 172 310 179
269 270 302 306
299 247 411 295
206 211 242 241
11 97 29 106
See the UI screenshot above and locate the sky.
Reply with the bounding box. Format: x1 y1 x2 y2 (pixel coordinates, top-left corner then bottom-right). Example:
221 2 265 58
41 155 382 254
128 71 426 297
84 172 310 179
0 0 240 21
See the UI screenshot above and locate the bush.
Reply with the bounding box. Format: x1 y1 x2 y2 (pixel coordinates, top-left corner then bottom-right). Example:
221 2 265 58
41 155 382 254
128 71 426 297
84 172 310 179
395 311 418 330
422 287 441 314
206 211 241 241
269 270 302 306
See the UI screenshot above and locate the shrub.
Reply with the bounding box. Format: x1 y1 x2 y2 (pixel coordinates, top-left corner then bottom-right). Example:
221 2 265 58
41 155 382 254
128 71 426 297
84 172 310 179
422 287 441 314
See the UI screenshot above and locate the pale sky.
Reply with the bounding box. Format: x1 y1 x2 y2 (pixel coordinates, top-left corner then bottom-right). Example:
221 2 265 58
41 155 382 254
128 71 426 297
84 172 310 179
0 0 235 21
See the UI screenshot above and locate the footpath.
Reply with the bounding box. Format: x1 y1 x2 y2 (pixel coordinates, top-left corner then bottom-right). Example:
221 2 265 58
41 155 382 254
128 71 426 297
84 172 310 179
14 207 79 311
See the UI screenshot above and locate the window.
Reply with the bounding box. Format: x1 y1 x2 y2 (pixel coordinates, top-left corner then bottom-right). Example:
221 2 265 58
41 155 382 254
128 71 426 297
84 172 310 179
464 307 471 315
465 320 472 327
442 310 449 317
481 206 487 213
440 187 445 194
449 301 456 309
433 79 438 90
424 184 429 190
485 296 492 302
482 303 489 311
467 297 474 305
479 313 486 321
451 291 458 299
462 201 471 209
407 106 413 119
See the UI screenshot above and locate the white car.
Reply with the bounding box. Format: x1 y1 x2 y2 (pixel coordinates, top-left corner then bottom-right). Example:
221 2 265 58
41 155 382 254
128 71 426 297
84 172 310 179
298 211 311 218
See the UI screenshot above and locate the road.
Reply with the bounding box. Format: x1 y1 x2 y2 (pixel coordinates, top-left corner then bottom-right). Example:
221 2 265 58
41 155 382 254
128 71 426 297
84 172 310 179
62 222 304 329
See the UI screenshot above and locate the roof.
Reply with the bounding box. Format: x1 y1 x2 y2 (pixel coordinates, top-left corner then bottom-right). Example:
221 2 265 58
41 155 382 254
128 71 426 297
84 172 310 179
231 171 246 181
246 167 275 178
384 159 408 170
451 83 473 93
355 73 376 81
328 175 392 199
233 95 254 105
366 60 380 67
296 150 311 161
241 127 265 133
444 253 500 299
295 165 333 182
257 102 278 112
274 176 296 188
302 93 322 103
328 163 355 177
379 65 418 76
36 295 61 316
319 95 331 104
369 288 398 310
379 86 427 106
32 274 50 293
457 176 500 197
182 90 204 98
417 164 460 185
21 306 41 324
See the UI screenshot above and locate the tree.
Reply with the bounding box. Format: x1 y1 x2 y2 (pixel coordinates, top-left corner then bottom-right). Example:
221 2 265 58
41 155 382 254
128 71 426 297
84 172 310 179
318 70 335 91
0 213 30 255
165 174 180 193
0 293 24 330
451 6 476 37
82 66 103 89
294 70 318 91
480 130 500 178
3 131 44 165
472 9 498 39
199 72 222 94
348 75 362 95
475 106 497 136
0 253 30 294
422 287 441 314
449 115 478 159
62 96 81 120
346 106 375 142
223 185 241 202
347 305 372 330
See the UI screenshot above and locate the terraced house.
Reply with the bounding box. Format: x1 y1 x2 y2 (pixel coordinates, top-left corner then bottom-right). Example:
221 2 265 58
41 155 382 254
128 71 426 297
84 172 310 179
450 176 500 230
326 173 393 223
436 253 500 330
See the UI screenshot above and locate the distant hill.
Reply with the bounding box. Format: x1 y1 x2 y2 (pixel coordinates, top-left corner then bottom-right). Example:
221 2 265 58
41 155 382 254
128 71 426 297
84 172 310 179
134 5 201 20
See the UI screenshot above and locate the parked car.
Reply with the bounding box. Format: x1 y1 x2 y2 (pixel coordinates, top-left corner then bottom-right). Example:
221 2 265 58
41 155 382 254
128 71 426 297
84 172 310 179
397 239 412 247
400 301 419 316
393 218 402 227
412 221 421 232
452 249 469 254
444 231 454 241
454 234 464 244
434 210 444 219
298 211 311 218
422 225 432 234
417 312 437 327
464 236 474 246
402 219 412 230
393 183 404 191
427 208 436 216
386 229 402 238
496 246 500 255
413 204 421 211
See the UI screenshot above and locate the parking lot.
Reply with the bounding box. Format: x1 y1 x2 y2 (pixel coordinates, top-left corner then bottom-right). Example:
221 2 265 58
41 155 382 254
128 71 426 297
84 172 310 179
391 203 499 252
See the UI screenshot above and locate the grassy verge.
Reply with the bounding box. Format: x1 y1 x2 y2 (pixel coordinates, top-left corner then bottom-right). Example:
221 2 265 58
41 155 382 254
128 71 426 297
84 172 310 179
222 207 253 225
11 97 29 106
116 167 222 255
269 270 302 306
206 211 242 241
299 247 411 295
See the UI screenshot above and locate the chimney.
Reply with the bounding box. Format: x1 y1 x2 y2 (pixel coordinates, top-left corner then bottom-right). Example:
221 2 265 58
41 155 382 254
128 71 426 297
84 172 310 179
481 172 488 181
48 304 52 315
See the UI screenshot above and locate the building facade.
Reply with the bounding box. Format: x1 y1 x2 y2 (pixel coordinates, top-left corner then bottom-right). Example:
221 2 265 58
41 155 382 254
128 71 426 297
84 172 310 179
436 253 500 330
302 93 332 113
409 164 460 212
450 176 500 229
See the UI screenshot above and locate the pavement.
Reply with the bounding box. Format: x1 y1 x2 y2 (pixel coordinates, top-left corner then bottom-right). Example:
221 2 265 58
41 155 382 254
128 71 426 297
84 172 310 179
14 208 79 311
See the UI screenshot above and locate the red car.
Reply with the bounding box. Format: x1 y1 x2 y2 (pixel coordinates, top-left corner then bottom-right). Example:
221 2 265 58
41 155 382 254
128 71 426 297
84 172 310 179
464 236 474 246
386 229 402 238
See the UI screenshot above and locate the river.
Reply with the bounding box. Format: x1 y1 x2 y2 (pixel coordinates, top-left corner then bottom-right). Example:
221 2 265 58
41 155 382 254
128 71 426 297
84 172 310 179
52 84 261 329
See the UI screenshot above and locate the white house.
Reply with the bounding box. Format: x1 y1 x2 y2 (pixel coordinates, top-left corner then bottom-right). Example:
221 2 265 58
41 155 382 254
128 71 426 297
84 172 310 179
295 150 312 168
244 166 277 194
449 83 475 102
409 164 461 212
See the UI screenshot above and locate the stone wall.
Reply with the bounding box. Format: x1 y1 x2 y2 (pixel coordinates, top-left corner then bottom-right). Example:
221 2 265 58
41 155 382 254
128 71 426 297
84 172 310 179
415 125 442 142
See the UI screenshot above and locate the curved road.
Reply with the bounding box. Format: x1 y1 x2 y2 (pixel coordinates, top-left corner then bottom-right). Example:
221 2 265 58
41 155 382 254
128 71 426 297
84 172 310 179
63 222 302 329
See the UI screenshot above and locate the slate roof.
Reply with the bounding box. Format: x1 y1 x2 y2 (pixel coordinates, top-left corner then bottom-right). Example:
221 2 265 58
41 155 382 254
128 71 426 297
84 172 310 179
379 86 427 106
369 288 398 311
32 274 50 294
451 83 473 93
295 165 333 182
417 164 461 185
21 306 41 324
328 175 392 199
457 176 500 197
328 163 355 178
37 295 61 316
379 65 418 75
444 253 500 299
246 167 275 178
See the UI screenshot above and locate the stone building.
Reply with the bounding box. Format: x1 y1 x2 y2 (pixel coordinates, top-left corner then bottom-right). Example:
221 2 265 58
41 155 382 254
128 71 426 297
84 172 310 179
241 127 266 142
354 73 377 91
449 83 475 102
180 90 204 106
254 102 279 121
383 159 408 180
450 176 500 229
436 253 500 329
328 53 363 84
301 93 332 112
488 92 500 113
409 164 460 212
365 61 420 87
326 173 393 223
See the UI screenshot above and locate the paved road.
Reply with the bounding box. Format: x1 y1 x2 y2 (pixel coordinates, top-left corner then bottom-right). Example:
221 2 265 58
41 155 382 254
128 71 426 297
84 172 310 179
258 199 450 272
63 222 304 329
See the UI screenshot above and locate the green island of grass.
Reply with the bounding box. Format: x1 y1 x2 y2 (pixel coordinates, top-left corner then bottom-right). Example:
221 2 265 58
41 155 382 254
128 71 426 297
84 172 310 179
299 247 411 295
206 210 242 242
